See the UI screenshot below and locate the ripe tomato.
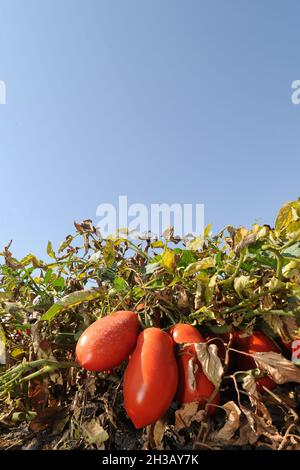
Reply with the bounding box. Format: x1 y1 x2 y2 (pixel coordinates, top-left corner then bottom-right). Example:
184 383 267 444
170 323 204 343
123 327 178 429
235 330 281 392
76 310 140 371
169 324 220 413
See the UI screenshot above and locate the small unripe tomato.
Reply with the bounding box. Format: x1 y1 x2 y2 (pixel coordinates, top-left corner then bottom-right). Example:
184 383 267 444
169 324 220 413
123 328 178 429
235 330 281 392
76 310 140 371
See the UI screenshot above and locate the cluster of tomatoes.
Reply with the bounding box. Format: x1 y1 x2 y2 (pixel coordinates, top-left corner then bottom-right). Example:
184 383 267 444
75 310 282 429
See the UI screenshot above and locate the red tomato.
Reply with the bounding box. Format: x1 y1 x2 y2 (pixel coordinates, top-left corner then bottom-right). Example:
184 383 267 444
76 310 140 371
170 323 204 343
169 324 220 413
123 328 178 429
235 331 281 392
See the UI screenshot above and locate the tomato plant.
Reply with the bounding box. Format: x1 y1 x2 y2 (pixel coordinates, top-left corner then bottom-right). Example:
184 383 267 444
123 327 178 429
75 310 140 371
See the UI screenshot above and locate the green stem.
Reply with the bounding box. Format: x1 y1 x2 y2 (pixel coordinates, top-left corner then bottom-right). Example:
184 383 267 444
218 253 244 286
0 360 77 386
221 286 284 315
127 240 149 260
159 305 176 325
262 245 284 280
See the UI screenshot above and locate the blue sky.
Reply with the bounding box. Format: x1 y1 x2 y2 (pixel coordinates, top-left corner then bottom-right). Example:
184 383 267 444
0 0 300 259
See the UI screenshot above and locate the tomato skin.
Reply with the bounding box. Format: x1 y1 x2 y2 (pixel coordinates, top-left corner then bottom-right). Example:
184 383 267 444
169 324 220 413
169 323 204 343
123 328 178 429
235 331 281 392
76 310 140 371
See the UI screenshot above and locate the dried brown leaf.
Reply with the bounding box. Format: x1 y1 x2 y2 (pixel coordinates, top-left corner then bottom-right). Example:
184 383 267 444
235 421 258 446
264 315 298 343
174 402 206 432
241 404 281 445
30 407 68 432
253 351 300 384
242 373 259 404
148 418 166 450
211 401 241 442
74 219 95 233
194 342 224 388
81 418 109 449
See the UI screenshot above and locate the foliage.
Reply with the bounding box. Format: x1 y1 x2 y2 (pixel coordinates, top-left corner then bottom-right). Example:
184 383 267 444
1 200 300 449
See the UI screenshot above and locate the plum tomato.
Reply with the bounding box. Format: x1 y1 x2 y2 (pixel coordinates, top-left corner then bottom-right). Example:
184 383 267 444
123 327 178 429
76 310 140 371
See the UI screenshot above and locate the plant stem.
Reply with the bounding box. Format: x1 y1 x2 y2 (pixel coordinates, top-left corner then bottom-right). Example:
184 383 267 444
262 245 284 280
218 253 244 286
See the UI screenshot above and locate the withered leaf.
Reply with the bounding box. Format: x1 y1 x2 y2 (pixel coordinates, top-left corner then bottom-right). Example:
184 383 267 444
148 418 166 450
241 404 281 445
242 373 259 404
30 407 68 432
252 351 300 384
211 401 241 442
174 402 206 432
74 220 95 233
194 342 224 388
81 418 109 449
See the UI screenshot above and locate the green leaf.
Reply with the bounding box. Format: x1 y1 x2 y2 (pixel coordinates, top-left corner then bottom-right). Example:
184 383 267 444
41 288 104 321
131 286 144 300
204 223 212 239
145 278 164 289
234 275 256 298
103 240 115 267
275 201 300 233
151 240 165 249
190 306 216 323
174 249 196 268
44 268 52 285
113 277 127 292
205 274 217 303
282 242 300 259
20 254 41 267
215 253 222 267
47 241 56 259
184 257 215 276
161 249 176 273
52 277 65 291
151 254 162 263
186 236 203 251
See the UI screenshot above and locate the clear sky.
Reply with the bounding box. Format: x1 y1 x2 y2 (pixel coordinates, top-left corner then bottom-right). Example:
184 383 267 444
1 0 300 259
